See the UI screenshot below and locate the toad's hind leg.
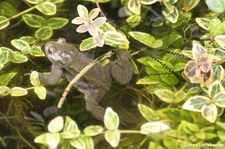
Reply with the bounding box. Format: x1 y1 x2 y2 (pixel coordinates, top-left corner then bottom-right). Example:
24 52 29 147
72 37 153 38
75 83 106 120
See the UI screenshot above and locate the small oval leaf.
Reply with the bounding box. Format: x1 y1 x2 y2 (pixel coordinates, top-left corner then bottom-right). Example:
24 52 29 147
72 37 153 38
22 14 45 28
36 2 56 16
11 39 30 54
48 116 64 133
104 107 119 130
35 26 53 40
140 122 170 134
10 87 28 96
46 17 68 29
0 16 9 30
104 130 120 148
34 86 46 100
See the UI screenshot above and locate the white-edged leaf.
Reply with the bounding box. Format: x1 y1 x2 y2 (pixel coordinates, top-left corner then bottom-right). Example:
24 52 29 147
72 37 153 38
205 0 225 13
30 71 40 86
0 16 9 30
48 116 64 133
140 122 170 134
34 86 46 100
201 103 217 123
154 89 174 103
36 2 56 16
70 137 94 149
10 87 28 96
46 133 60 149
104 107 119 130
80 37 96 51
11 39 30 54
208 80 224 98
195 18 210 30
182 96 210 112
215 35 225 49
138 104 159 121
84 125 104 136
213 92 225 108
105 130 120 148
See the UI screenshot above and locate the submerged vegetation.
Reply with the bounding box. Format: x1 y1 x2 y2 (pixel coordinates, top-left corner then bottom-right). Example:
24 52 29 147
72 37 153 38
1 0 225 148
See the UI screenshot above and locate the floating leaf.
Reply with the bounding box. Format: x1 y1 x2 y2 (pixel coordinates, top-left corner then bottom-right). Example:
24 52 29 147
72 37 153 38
10 87 28 96
213 92 225 108
201 104 217 123
205 0 225 13
84 125 104 136
34 86 46 100
138 104 159 121
0 16 9 30
80 37 96 51
35 26 53 40
129 31 162 48
140 122 170 134
48 116 64 133
105 130 120 148
30 46 45 57
104 107 119 130
36 2 56 16
46 18 68 29
215 35 225 49
22 14 45 28
195 18 210 30
182 96 210 112
11 39 30 54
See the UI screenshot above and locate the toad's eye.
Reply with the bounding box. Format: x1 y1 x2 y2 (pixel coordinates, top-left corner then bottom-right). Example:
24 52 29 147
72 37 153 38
48 47 55 54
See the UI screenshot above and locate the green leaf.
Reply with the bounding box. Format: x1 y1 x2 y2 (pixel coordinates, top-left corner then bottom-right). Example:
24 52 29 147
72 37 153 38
0 72 17 86
22 14 45 28
0 16 9 30
0 2 18 17
80 37 96 51
62 116 80 139
126 15 141 28
213 92 225 108
205 0 225 13
148 142 164 149
35 26 53 40
178 120 199 134
0 50 10 64
26 0 43 4
30 71 41 86
182 96 210 112
209 17 225 37
104 31 129 48
195 18 211 30
11 39 30 54
99 23 116 34
136 76 161 85
183 0 200 12
84 125 104 136
34 86 46 100
208 80 224 98
174 90 187 103
70 137 94 149
30 46 45 57
140 122 170 134
104 107 119 130
10 87 28 96
0 86 10 96
48 116 64 133
141 0 159 5
201 104 217 123
154 89 175 103
212 65 224 82
174 63 186 72
34 133 48 146
129 31 163 48
46 133 60 149
105 130 120 148
162 7 179 23
215 35 225 49
11 51 28 63
36 2 56 16
20 36 37 44
138 104 159 121
46 17 68 29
